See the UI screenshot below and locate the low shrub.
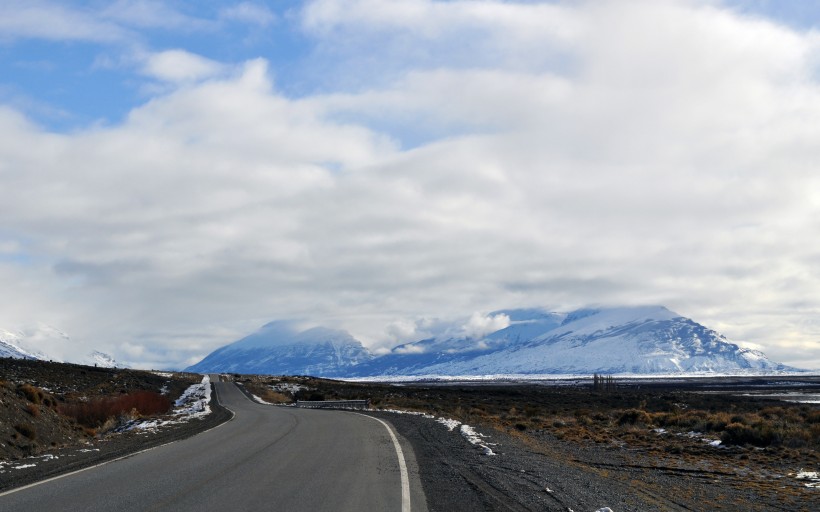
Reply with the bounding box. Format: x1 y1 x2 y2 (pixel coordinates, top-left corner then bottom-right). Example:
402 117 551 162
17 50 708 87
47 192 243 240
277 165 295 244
618 409 653 426
17 383 44 404
13 423 36 440
721 422 775 447
523 405 541 418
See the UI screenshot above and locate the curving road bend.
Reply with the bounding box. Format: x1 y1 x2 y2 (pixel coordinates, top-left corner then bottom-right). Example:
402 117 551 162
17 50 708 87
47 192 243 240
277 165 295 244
0 378 427 512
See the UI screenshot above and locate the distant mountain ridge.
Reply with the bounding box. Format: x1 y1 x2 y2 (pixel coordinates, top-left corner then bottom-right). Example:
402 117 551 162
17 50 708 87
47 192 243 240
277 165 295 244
0 330 46 360
186 306 800 377
373 306 788 376
0 327 125 368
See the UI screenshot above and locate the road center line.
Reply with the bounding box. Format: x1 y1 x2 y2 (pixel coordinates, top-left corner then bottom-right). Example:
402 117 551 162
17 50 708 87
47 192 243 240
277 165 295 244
354 413 411 512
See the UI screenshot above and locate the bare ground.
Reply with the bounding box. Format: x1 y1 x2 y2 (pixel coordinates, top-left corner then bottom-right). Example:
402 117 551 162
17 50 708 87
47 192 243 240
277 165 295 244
246 374 820 511
2 363 818 511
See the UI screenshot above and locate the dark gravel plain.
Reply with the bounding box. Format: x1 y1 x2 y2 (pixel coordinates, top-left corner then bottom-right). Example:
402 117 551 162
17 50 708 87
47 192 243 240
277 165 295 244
377 409 817 512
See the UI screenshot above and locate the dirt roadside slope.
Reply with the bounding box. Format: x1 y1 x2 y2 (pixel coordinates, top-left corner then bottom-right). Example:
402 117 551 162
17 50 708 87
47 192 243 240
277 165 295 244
0 359 231 492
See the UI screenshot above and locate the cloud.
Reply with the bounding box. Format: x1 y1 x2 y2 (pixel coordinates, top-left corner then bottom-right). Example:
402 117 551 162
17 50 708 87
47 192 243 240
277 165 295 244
298 0 580 91
220 2 277 27
0 1 128 42
101 0 212 31
301 0 579 44
0 0 214 44
141 49 226 83
461 312 511 340
1 1 820 369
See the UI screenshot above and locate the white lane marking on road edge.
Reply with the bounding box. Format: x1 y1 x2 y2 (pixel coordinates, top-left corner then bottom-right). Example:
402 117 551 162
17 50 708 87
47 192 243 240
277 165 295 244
0 381 236 499
354 413 411 512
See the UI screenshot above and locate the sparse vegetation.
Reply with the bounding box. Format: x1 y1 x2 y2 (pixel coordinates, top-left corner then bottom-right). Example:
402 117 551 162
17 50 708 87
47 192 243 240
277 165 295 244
17 383 45 404
57 390 172 429
233 374 820 467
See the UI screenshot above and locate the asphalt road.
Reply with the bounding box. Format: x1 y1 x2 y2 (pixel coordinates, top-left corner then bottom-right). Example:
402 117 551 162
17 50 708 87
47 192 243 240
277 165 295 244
0 378 427 512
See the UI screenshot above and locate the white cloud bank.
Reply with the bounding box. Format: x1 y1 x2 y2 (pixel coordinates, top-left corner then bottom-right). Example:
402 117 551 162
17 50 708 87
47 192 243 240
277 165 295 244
1 0 820 370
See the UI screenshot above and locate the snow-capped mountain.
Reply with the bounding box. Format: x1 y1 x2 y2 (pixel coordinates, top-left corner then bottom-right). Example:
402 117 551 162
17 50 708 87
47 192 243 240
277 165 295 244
187 306 798 377
0 329 48 360
385 306 792 376
350 308 565 376
185 321 374 377
0 326 125 368
1 327 57 360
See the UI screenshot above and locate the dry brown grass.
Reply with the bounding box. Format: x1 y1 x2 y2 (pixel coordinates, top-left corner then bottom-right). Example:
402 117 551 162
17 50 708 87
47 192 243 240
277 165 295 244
58 390 172 428
17 383 45 404
257 388 291 404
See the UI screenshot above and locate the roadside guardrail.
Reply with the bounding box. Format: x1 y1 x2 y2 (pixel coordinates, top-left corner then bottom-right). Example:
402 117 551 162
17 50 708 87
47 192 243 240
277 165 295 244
295 399 371 410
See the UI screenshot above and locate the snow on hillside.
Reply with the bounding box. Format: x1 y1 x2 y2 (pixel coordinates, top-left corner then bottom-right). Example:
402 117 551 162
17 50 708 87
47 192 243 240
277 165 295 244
0 326 125 367
83 350 126 368
408 306 792 376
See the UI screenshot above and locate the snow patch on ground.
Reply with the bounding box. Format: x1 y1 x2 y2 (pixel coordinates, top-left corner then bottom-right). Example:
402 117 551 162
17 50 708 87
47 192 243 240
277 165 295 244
795 470 820 488
270 382 308 394
380 408 496 455
653 428 721 447
174 374 212 416
121 375 212 432
0 453 61 473
379 408 435 419
460 424 496 456
437 417 461 431
251 393 272 405
740 392 820 404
